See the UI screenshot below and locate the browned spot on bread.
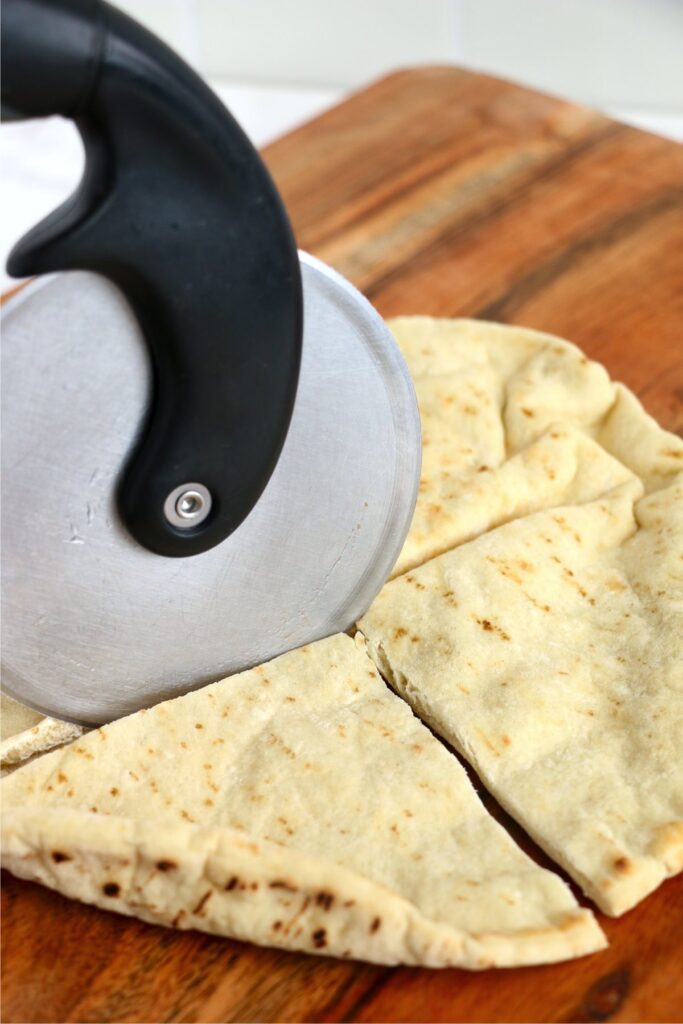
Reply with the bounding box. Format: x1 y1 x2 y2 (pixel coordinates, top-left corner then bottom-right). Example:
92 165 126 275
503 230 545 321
102 882 120 898
613 856 632 873
128 771 139 781
172 909 186 927
312 928 327 948
272 920 282 931
501 735 511 746
180 809 196 822
394 626 407 638
370 917 381 933
194 723 204 730
316 891 334 910
156 860 176 872
192 890 212 916
269 880 297 892
51 851 71 863
110 787 119 797
474 616 511 641
224 876 239 891
476 730 501 757
521 407 534 417
57 772 68 784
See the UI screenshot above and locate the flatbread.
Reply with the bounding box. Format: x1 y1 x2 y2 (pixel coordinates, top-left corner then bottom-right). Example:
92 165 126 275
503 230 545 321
391 317 682 576
360 320 683 915
0 693 83 770
1 634 604 967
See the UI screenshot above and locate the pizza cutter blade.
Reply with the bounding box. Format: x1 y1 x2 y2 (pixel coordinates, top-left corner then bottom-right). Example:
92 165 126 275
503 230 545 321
1 256 420 724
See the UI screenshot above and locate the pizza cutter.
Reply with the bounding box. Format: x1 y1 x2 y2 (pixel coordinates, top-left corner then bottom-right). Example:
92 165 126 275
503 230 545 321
0 0 420 724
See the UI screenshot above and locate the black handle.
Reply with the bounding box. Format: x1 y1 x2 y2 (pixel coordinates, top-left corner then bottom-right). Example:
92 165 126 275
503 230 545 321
1 0 303 557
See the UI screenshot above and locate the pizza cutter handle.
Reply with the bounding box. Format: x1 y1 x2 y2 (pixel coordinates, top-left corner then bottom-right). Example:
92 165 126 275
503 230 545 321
1 0 303 558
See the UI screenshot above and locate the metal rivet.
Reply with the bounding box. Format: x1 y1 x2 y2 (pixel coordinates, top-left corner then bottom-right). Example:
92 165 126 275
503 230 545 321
164 483 212 529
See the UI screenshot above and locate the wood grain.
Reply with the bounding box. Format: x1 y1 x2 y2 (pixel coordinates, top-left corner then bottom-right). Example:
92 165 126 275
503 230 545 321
2 67 682 1024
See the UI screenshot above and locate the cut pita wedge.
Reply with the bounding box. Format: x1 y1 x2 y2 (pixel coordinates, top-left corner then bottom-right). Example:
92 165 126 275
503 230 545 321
360 472 683 917
390 317 682 577
1 634 604 967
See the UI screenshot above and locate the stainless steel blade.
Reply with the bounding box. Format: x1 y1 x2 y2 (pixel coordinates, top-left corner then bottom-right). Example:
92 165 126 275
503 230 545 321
1 254 420 724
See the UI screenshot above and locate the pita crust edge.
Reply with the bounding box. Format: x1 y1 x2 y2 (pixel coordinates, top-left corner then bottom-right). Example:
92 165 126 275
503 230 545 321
1 805 606 968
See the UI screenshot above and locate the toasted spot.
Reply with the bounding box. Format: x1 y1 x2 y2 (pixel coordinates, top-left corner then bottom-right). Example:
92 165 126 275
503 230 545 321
51 851 71 864
370 917 381 933
110 787 119 797
269 880 297 892
102 882 120 898
474 616 511 641
613 856 632 873
224 876 239 891
156 860 176 872
194 723 204 730
316 891 334 910
312 928 327 948
192 890 212 916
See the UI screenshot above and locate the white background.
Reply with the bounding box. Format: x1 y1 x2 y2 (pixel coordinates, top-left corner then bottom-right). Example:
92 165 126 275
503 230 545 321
2 0 682 288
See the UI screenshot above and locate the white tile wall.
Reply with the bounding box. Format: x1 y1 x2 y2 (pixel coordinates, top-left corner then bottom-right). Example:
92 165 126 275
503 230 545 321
114 0 683 119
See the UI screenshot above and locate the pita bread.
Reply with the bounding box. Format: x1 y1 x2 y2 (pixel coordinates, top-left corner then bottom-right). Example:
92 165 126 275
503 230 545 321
1 634 604 967
390 318 682 576
360 464 683 916
0 694 83 771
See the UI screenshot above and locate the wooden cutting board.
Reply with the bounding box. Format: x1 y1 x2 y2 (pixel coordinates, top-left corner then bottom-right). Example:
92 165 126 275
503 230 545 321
2 67 682 1024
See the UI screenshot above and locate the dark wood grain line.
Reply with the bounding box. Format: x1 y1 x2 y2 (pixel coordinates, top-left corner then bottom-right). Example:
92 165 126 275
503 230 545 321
299 111 615 255
361 121 627 301
477 188 683 321
339 972 394 1024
